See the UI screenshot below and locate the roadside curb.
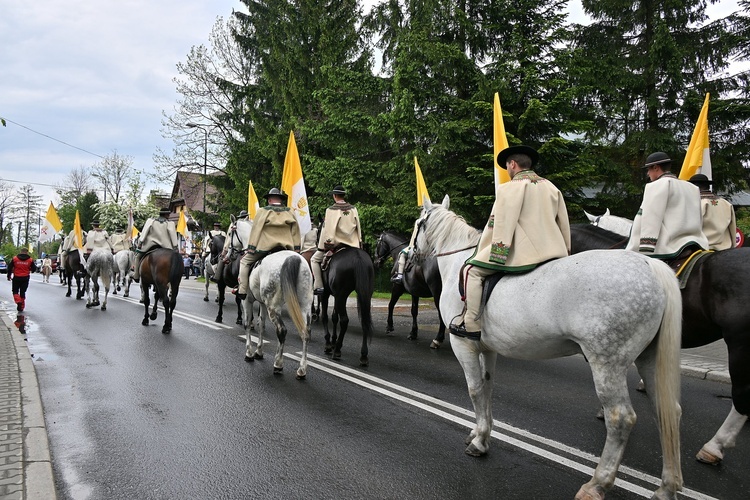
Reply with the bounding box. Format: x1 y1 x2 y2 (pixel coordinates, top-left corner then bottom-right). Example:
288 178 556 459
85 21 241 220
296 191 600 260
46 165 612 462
1 310 57 500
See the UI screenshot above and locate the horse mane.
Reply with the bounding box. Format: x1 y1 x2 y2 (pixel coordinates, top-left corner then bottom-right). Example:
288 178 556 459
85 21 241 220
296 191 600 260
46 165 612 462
421 206 481 254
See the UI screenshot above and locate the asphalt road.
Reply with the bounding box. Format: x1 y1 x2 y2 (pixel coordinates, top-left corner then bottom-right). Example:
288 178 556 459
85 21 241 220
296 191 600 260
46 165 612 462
21 275 749 499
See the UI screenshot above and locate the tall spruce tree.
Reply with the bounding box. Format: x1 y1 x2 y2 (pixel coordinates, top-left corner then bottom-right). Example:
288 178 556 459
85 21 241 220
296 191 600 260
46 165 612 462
569 0 750 215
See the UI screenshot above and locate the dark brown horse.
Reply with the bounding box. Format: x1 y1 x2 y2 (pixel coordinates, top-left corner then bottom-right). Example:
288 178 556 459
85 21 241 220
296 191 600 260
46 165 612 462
571 220 750 465
139 248 183 334
63 250 86 300
374 231 445 346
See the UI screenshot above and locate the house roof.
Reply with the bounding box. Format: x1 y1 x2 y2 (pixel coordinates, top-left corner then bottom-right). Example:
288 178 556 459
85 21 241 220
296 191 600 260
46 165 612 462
171 171 222 215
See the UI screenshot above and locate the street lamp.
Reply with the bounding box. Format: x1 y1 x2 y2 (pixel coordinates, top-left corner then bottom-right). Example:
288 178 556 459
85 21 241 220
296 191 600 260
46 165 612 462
186 123 209 236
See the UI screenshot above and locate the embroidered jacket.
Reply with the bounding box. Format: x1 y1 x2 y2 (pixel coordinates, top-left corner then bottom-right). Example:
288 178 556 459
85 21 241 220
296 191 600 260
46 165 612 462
139 217 179 252
626 173 708 258
246 205 300 254
467 170 570 272
700 193 736 251
85 228 112 252
318 202 362 250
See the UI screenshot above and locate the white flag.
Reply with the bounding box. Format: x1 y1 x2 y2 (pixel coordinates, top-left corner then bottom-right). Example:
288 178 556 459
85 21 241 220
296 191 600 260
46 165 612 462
39 202 63 243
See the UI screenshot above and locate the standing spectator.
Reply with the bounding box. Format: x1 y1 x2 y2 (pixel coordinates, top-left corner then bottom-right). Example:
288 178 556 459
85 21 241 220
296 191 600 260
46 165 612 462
7 247 37 312
182 253 192 279
192 254 202 278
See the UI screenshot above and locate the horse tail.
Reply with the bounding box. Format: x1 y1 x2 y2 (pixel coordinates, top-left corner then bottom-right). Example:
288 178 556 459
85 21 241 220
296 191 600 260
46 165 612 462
647 258 683 489
280 256 307 336
355 250 374 341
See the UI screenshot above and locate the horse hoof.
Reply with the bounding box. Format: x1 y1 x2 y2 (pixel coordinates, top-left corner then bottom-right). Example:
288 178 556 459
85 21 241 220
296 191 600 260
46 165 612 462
333 351 341 360
254 353 264 360
273 366 283 374
696 448 722 465
93 301 100 307
236 318 242 325
142 319 149 326
203 297 209 302
407 334 417 341
215 317 223 323
150 313 157 320
124 293 129 298
66 292 71 297
359 357 368 367
86 303 93 309
430 340 442 349
117 286 121 291
464 443 486 457
574 484 605 500
312 314 318 322
296 373 306 380
596 407 605 421
162 327 171 334
244 355 255 363
101 305 106 311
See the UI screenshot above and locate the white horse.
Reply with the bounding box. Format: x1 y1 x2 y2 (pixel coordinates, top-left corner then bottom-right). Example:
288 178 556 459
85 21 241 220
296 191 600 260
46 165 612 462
414 196 683 500
242 250 313 379
112 249 135 297
201 233 223 302
85 248 115 310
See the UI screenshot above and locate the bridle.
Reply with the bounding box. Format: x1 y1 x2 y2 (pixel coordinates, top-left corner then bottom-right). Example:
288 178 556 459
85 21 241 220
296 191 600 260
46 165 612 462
411 210 475 262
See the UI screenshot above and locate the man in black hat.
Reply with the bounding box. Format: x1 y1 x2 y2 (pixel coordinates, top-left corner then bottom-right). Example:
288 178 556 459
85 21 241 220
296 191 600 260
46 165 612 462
626 152 707 258
689 174 736 250
208 221 227 240
311 185 362 295
233 188 300 299
133 208 179 282
236 210 249 220
449 145 571 339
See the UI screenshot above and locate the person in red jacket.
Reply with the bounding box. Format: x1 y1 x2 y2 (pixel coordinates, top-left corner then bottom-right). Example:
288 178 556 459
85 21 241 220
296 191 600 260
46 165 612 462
7 247 37 312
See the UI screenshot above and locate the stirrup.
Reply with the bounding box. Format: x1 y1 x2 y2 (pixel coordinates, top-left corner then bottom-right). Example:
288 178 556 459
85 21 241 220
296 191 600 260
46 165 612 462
313 287 325 296
391 273 403 284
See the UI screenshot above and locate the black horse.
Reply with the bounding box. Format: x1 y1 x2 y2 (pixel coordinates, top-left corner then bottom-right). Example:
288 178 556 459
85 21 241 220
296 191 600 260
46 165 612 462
374 231 446 346
139 248 183 334
571 222 750 465
63 250 86 300
320 247 374 366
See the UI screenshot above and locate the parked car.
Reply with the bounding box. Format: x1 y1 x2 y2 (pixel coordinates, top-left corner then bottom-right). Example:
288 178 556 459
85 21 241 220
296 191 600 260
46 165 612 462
35 259 44 272
0 256 6 274
50 255 59 273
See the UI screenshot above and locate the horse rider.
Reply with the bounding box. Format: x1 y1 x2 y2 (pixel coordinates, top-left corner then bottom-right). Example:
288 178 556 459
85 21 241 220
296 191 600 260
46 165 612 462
220 212 249 258
209 221 227 239
41 255 53 283
300 221 319 254
108 227 131 253
391 219 420 284
133 208 179 283
449 145 571 338
689 173 737 251
7 247 37 312
233 188 300 300
311 185 362 295
236 210 249 221
85 220 114 255
626 152 708 261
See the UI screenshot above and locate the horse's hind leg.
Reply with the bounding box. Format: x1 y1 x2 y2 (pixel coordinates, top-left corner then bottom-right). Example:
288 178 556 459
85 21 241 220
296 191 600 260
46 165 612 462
297 314 312 380
332 299 348 360
101 274 110 310
150 289 159 320
268 308 287 373
245 303 266 361
141 285 151 325
162 286 176 334
577 362 635 500
696 406 747 465
431 300 446 349
385 290 399 334
452 340 496 456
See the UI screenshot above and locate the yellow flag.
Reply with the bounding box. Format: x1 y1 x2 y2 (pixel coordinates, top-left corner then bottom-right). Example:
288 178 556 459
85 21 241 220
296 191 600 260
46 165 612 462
176 209 187 236
247 180 260 219
39 202 63 242
131 226 140 239
414 157 431 206
493 93 511 187
281 131 312 235
73 210 84 249
679 93 712 181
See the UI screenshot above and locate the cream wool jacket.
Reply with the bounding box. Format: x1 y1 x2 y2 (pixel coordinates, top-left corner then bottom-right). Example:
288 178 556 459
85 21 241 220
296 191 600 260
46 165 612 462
139 218 178 251
467 170 570 272
319 203 362 250
246 205 300 254
700 194 736 251
85 229 112 252
626 174 708 258
108 231 130 253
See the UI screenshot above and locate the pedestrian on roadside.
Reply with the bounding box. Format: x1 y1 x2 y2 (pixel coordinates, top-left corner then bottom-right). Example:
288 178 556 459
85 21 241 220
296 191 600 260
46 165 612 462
7 247 37 312
192 254 202 278
183 253 192 279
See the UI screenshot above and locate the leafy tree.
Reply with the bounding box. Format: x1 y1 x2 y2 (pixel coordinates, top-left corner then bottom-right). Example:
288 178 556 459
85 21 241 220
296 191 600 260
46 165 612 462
91 151 136 204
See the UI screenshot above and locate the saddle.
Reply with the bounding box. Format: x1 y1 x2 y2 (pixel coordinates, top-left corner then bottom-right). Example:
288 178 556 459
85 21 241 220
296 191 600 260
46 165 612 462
321 246 349 272
673 249 713 289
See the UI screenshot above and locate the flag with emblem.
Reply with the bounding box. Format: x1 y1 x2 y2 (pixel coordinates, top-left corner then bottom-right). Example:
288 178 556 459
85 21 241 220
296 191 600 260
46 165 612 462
73 210 84 249
38 202 63 242
281 130 312 236
493 93 511 188
679 93 712 181
414 157 431 207
248 180 260 219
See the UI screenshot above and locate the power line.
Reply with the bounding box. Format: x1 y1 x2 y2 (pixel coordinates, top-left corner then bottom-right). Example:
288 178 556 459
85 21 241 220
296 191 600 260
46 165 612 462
0 116 105 159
